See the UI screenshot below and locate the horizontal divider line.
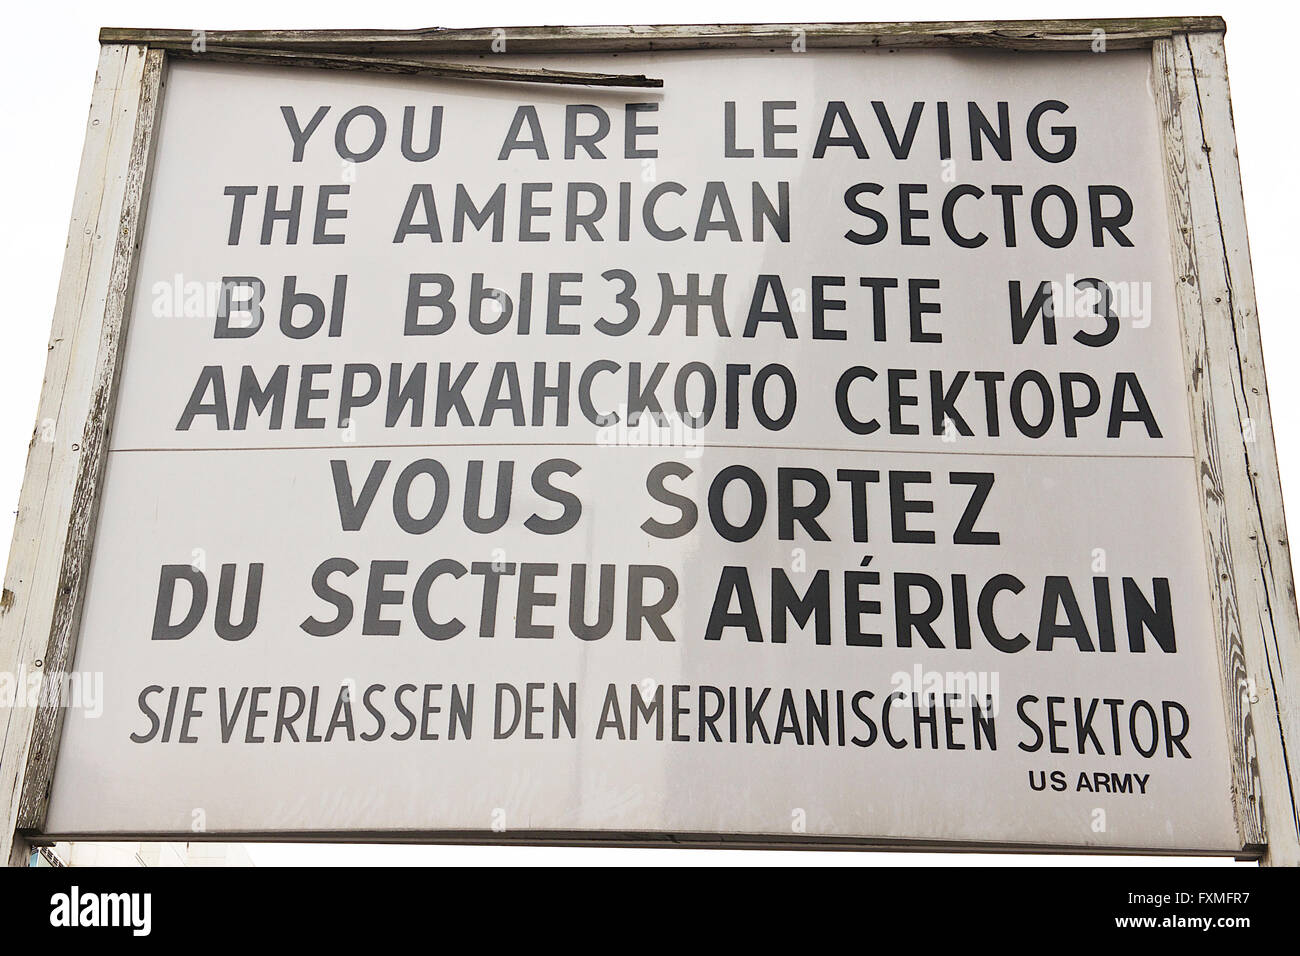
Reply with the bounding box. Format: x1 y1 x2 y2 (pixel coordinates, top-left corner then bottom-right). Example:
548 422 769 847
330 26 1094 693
107 442 1196 460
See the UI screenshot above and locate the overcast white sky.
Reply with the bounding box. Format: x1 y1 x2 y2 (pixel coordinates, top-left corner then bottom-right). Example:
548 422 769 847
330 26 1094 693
1 1 1286 866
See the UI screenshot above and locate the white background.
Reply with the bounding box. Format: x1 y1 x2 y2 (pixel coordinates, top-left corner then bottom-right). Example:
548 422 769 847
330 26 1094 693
4 1 1281 867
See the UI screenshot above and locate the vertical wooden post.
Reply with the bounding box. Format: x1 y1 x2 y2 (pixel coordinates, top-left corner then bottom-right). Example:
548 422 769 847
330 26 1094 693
0 44 163 866
1154 32 1300 866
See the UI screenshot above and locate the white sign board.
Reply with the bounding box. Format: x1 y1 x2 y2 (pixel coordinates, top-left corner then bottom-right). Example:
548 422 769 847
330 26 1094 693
39 45 1245 851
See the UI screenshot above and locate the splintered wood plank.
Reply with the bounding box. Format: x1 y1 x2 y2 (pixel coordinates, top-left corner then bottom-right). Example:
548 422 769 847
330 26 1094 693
1154 33 1300 865
99 18 1227 54
0 45 162 864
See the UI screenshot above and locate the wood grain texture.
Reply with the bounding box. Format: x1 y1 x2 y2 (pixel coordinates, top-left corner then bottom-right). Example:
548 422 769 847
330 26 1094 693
1154 34 1300 865
100 18 1227 54
0 44 144 867
1152 36 1263 853
1181 32 1300 867
13 48 166 835
0 46 162 865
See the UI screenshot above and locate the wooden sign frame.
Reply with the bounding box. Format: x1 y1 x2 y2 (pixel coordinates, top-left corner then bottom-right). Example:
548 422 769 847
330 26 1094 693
1 17 1296 865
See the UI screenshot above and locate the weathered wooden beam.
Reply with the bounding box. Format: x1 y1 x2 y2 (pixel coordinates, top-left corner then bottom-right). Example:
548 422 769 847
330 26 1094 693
100 18 1228 54
1153 35 1263 856
0 46 166 864
1153 33 1300 866
0 43 148 868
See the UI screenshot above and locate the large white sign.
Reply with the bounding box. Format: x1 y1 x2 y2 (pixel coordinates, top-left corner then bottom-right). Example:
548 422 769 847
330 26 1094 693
45 48 1239 850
